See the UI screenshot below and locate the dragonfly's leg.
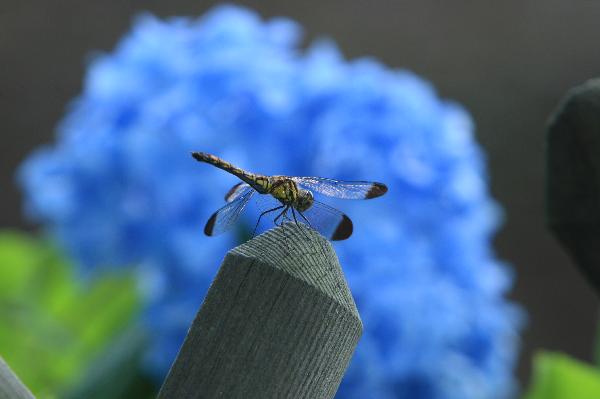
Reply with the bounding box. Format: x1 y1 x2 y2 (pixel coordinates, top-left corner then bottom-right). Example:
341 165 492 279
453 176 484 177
282 207 292 224
291 207 300 227
273 206 289 227
291 207 310 240
273 206 292 252
297 210 313 229
253 205 285 236
298 210 329 258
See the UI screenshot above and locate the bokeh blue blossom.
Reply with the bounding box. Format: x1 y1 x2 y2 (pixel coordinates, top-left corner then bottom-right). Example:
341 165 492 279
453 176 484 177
18 5 523 398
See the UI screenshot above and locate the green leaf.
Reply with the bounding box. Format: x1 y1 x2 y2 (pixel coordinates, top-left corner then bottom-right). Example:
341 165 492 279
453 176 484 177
523 351 600 399
62 325 156 399
0 230 141 398
594 319 600 369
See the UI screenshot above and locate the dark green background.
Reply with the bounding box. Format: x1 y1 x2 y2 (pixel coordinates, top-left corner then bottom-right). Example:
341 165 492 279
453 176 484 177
2 0 599 384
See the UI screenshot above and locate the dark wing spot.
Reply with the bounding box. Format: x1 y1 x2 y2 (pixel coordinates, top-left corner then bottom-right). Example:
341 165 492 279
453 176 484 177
204 212 218 236
225 182 244 201
331 214 353 241
366 182 388 199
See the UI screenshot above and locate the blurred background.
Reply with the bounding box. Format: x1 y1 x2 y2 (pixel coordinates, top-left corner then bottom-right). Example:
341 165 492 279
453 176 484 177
1 0 600 395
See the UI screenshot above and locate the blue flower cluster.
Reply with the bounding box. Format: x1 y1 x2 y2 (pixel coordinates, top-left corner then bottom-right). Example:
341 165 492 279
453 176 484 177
19 5 523 398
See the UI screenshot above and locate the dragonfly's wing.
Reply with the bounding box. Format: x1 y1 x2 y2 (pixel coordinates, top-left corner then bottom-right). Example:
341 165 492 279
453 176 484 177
290 177 387 200
296 200 353 241
225 182 251 202
205 187 254 236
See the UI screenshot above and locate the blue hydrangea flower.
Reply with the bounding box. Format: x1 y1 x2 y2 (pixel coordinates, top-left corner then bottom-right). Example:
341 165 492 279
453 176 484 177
18 5 523 398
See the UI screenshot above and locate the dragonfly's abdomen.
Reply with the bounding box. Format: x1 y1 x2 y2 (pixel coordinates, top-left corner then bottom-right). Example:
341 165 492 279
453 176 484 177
192 152 269 194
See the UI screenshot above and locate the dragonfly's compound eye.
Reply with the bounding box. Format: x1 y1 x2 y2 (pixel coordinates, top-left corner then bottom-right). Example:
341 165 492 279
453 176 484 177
296 189 313 212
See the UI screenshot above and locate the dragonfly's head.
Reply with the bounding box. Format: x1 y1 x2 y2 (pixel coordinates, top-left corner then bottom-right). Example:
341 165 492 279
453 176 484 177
296 189 313 212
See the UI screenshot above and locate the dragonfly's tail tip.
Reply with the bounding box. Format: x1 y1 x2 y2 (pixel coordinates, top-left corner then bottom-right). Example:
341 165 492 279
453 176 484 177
191 151 210 163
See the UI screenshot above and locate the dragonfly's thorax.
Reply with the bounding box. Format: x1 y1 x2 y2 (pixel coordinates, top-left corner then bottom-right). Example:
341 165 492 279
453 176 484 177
268 176 297 204
267 176 313 211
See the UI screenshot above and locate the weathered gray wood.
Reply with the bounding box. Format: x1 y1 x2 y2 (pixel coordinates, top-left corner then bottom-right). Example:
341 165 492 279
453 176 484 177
0 356 35 399
158 223 362 399
546 78 600 295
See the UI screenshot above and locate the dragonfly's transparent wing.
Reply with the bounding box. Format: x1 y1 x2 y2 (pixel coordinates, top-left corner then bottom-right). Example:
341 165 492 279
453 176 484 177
225 182 251 202
290 177 387 200
296 199 353 241
205 187 254 236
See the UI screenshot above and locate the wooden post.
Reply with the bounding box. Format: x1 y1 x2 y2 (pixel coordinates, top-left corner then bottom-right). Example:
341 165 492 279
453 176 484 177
0 356 35 399
158 224 362 399
546 78 600 295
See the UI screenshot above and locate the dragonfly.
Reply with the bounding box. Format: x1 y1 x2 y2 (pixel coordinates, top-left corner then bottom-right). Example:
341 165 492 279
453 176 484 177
192 152 387 241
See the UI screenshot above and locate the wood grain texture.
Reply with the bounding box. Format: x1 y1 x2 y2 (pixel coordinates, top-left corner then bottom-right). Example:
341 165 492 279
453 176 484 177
0 356 35 399
158 223 362 399
547 78 600 295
